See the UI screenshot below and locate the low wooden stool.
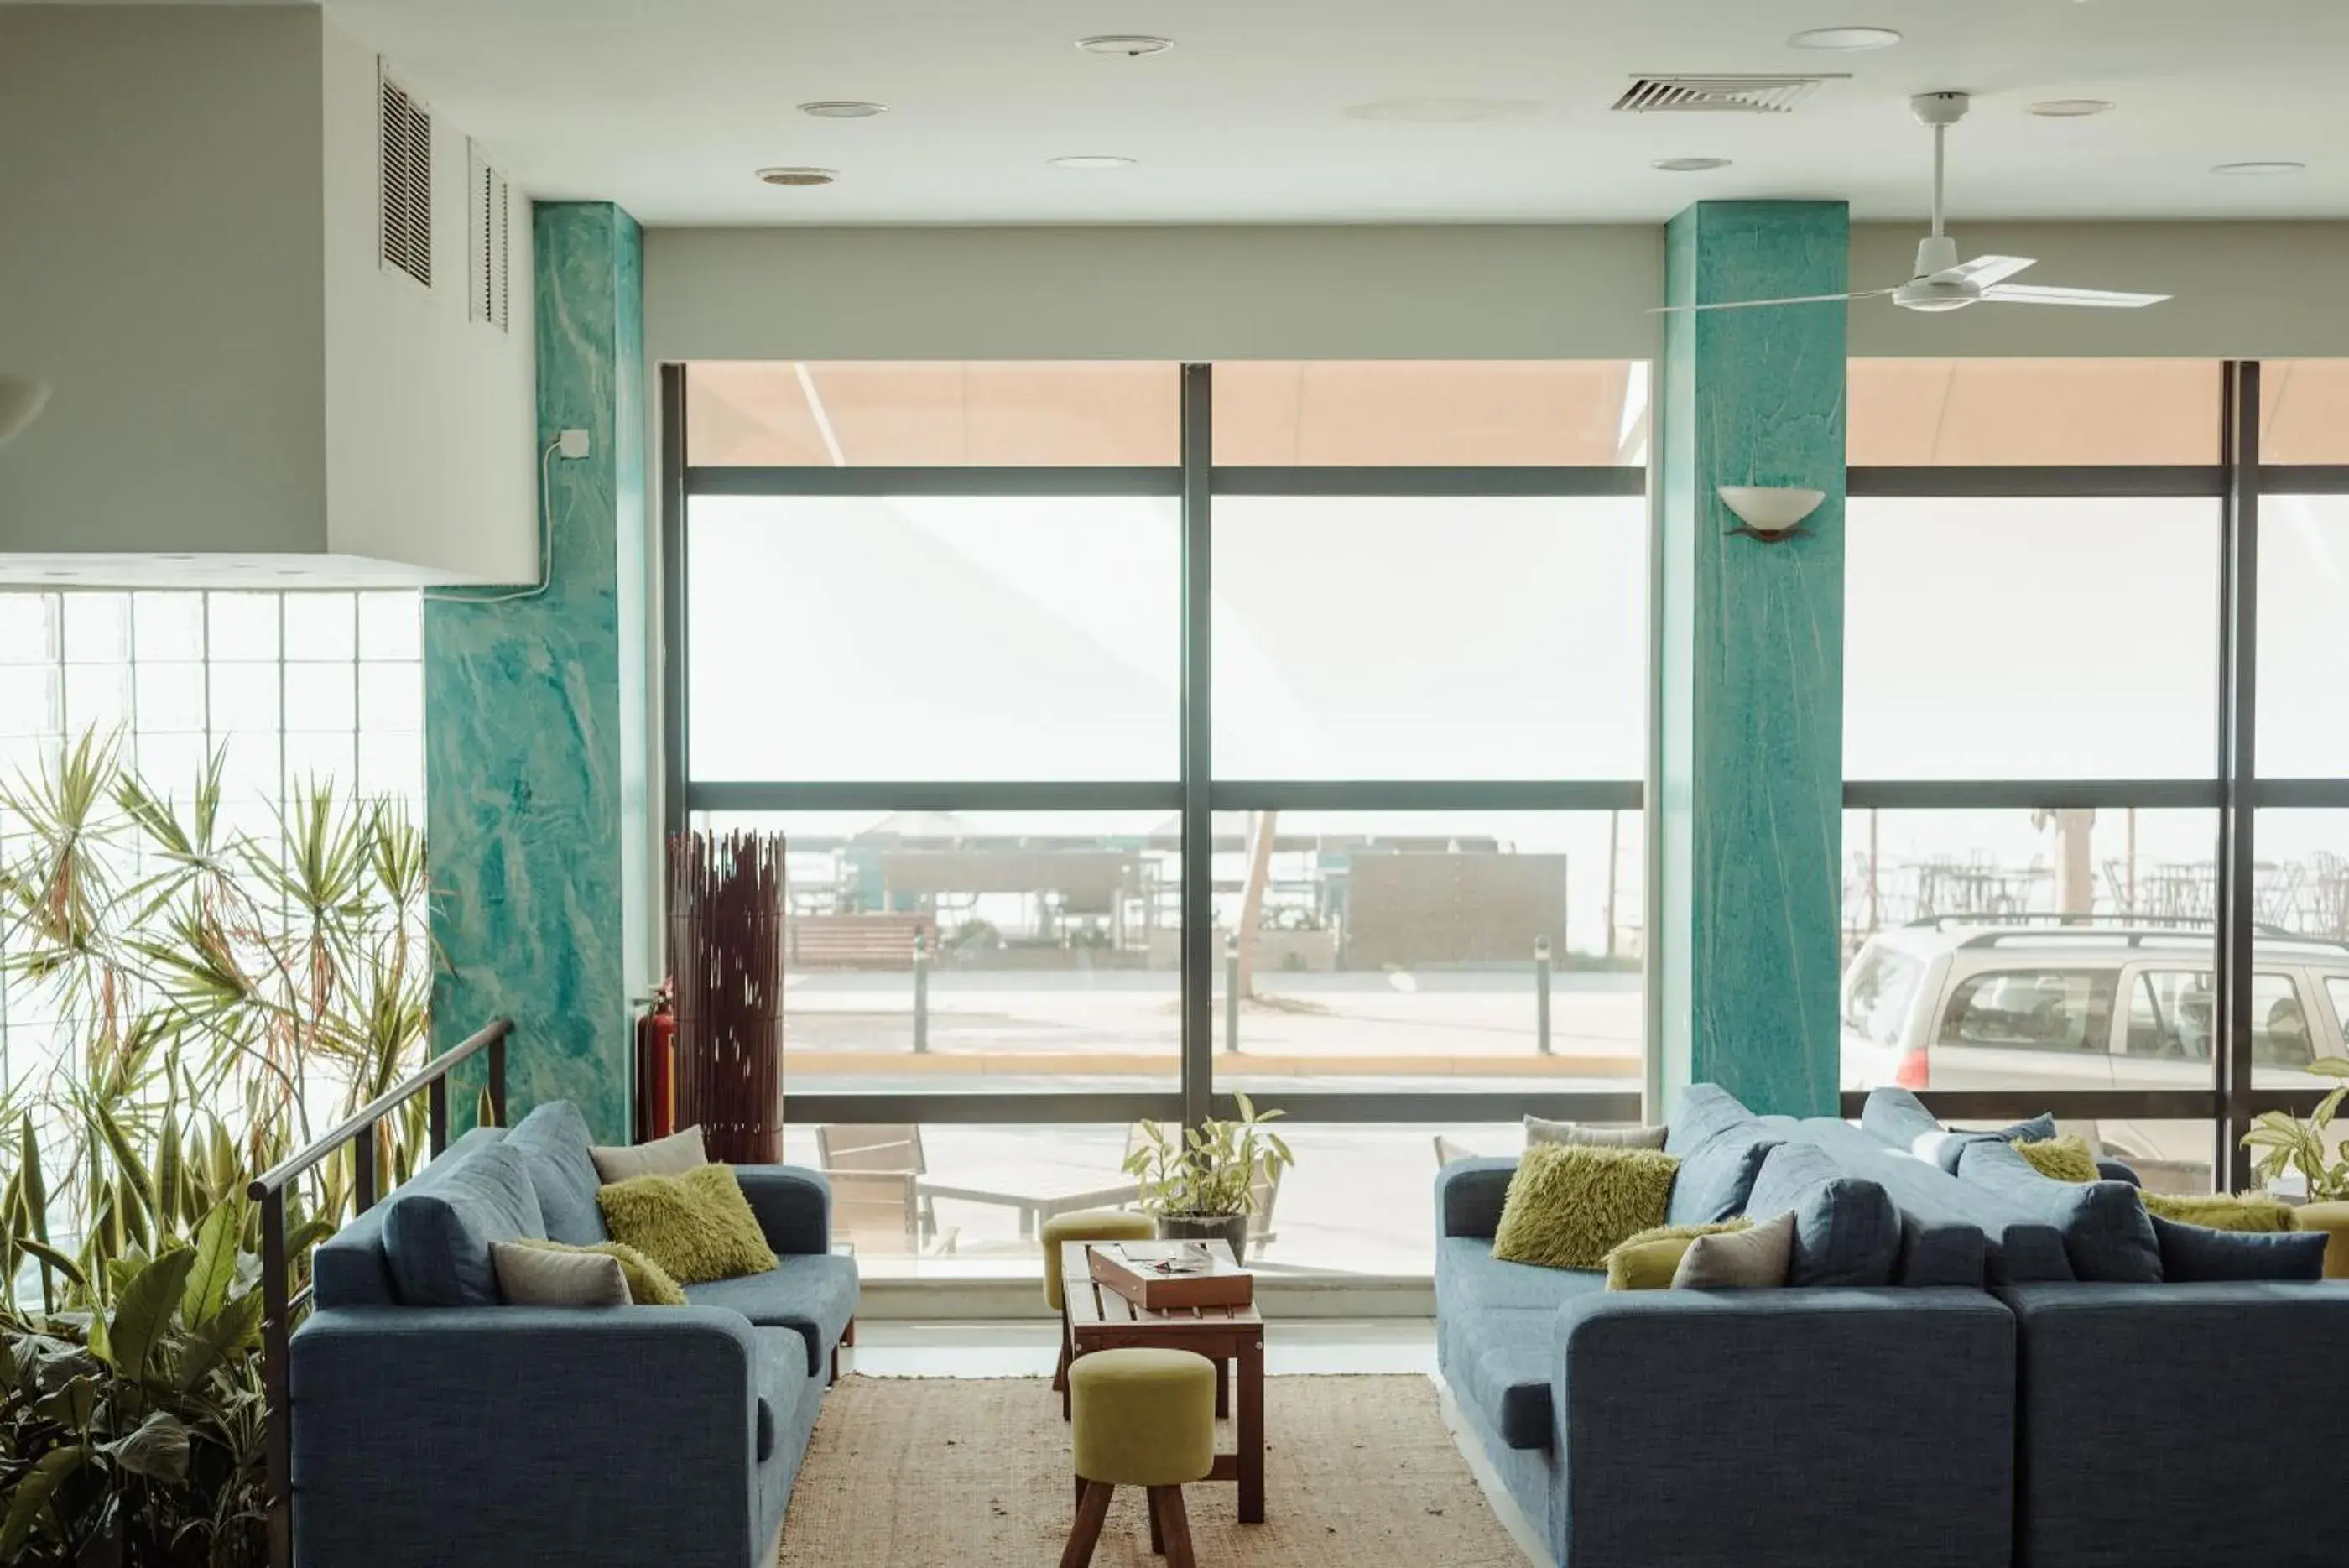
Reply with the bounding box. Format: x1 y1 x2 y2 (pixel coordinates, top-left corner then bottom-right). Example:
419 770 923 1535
1064 1347 1216 1568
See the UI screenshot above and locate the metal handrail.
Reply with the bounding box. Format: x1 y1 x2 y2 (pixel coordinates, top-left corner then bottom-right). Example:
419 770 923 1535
248 1017 512 1568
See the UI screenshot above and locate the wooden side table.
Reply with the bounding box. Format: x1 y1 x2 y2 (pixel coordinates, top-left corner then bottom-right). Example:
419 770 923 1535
1059 1240 1267 1524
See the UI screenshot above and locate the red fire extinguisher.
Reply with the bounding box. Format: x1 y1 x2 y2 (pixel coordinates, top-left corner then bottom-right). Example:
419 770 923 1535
634 979 676 1143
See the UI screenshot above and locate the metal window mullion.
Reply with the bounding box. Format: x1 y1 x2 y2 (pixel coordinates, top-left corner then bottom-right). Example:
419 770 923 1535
2258 465 2349 495
2217 361 2262 1190
661 366 690 840
1847 466 2227 499
1841 779 2225 811
1180 364 1213 1130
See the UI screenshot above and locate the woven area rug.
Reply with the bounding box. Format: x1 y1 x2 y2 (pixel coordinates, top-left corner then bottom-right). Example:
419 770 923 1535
778 1374 1526 1566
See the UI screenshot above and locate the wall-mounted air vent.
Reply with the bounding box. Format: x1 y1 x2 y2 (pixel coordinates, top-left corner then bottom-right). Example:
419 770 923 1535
468 142 511 332
378 64 434 288
1612 75 1845 114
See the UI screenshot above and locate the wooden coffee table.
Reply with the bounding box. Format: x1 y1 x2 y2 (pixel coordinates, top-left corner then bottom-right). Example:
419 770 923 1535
1057 1240 1267 1524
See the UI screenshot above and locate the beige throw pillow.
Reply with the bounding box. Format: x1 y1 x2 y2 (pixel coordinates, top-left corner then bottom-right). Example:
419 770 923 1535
491 1239 632 1306
1524 1116 1669 1150
590 1125 709 1185
1671 1211 1796 1289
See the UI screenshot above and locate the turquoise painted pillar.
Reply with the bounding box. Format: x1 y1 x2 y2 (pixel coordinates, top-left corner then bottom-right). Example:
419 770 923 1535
1655 200 1848 1118
424 201 648 1140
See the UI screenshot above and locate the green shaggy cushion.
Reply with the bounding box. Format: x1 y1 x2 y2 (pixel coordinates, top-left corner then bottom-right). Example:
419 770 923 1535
2011 1135 2102 1184
1602 1219 1751 1291
2143 1192 2299 1233
1491 1144 1680 1271
596 1164 779 1286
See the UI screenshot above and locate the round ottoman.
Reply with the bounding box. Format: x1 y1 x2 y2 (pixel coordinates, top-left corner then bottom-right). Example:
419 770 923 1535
1064 1347 1216 1568
2293 1201 2349 1279
1043 1208 1156 1417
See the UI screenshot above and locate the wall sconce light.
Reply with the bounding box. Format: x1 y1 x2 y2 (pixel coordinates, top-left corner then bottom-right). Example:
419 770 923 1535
1717 484 1825 543
0 377 51 446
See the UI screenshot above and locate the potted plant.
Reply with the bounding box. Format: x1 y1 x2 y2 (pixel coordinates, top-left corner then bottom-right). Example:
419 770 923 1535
2242 1053 2349 1201
1121 1094 1294 1264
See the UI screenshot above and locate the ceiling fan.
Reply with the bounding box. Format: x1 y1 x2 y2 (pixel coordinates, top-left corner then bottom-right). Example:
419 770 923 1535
1657 91 2170 315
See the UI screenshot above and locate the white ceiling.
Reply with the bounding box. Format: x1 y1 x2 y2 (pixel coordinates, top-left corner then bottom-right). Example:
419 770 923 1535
315 0 2349 225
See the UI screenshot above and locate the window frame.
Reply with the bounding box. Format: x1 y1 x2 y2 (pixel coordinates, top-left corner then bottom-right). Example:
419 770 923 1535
660 362 1651 1134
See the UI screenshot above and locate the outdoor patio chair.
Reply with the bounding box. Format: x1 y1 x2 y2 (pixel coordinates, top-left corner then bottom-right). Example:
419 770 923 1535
815 1124 944 1248
1432 1134 1478 1167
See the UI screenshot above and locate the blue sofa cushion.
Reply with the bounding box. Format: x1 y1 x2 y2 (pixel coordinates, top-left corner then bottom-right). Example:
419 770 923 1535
1861 1086 2057 1173
2151 1215 2330 1282
1436 1236 1591 1314
379 1141 547 1306
314 1127 507 1309
1743 1141 1901 1287
683 1253 860 1375
1953 1138 2160 1283
1783 1117 2068 1285
503 1101 609 1248
1439 1279 1608 1451
1664 1086 1781 1226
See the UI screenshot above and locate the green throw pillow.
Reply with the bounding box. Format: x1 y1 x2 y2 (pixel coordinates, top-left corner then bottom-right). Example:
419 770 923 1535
596 1164 780 1286
1602 1220 1751 1291
1491 1143 1679 1271
512 1238 688 1305
2143 1192 2300 1233
2012 1135 2102 1184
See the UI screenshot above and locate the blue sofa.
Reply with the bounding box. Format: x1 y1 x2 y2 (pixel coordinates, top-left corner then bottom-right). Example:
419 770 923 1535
294 1103 857 1568
1441 1083 2349 1568
1435 1086 2018 1568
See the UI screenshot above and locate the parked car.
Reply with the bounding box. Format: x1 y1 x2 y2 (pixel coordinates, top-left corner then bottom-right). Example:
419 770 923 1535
1840 915 2349 1183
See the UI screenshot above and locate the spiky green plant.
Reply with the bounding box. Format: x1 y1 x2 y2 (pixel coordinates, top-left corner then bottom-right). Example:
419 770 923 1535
2243 1055 2349 1201
0 726 432 1311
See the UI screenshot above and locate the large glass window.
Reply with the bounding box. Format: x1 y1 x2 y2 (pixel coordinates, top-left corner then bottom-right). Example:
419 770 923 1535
675 361 1647 1275
1847 359 2221 466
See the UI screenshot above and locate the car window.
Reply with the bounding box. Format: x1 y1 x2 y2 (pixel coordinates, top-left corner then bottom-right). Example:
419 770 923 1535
2328 978 2349 1044
2128 971 2214 1060
2253 974 2314 1068
1937 969 2115 1053
2126 971 2310 1066
1843 946 1925 1048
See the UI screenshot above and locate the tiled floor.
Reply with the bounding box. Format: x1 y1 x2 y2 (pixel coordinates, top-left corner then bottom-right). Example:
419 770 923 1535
846 1316 1438 1379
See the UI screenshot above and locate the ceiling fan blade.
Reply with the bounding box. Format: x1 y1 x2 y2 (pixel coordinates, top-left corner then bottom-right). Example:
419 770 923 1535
1933 254 2035 287
1649 289 1894 315
1980 284 2170 309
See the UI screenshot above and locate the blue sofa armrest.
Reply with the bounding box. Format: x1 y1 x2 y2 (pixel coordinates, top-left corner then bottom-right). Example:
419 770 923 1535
291 1306 765 1568
1999 1281 2349 1568
1552 1288 2014 1568
734 1164 831 1256
1437 1157 1518 1240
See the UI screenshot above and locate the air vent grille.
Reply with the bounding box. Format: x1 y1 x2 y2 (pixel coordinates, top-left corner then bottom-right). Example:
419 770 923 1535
468 142 511 332
1613 75 1840 114
378 66 433 287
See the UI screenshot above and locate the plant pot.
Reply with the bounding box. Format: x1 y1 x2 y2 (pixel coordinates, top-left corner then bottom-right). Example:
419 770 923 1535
1155 1211 1248 1264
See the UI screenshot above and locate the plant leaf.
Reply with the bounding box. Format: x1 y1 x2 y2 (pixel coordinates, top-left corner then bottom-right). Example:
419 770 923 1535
180 1201 243 1330
0 1443 87 1557
106 1245 195 1378
106 1409 192 1482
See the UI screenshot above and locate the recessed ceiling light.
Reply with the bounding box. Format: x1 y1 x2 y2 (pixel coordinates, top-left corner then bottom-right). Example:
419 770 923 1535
1077 34 1174 57
1049 155 1136 170
2028 99 2114 117
2211 160 2305 176
1787 26 1903 50
757 166 839 186
1653 157 1732 172
797 101 887 119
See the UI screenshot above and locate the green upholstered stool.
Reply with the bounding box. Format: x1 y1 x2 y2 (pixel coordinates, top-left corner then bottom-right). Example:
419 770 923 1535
1064 1348 1216 1568
1044 1208 1155 1413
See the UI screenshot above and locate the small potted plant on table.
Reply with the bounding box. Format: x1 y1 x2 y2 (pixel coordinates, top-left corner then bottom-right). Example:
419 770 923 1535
1122 1094 1294 1265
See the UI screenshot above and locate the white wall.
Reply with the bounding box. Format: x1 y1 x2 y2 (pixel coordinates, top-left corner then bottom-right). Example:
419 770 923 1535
0 6 537 585
0 6 329 555
320 17 537 585
646 225 1665 363
646 219 2349 364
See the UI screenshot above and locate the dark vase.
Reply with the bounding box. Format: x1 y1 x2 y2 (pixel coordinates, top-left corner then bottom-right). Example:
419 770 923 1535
1156 1211 1249 1264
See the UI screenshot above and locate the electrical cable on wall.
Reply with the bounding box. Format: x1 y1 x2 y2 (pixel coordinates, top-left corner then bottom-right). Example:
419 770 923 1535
424 430 585 604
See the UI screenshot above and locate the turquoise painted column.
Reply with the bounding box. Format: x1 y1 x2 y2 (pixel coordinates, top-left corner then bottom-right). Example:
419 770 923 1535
424 201 648 1140
1655 200 1848 1119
